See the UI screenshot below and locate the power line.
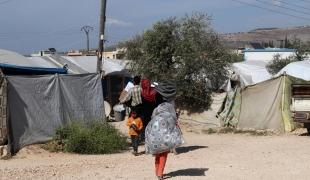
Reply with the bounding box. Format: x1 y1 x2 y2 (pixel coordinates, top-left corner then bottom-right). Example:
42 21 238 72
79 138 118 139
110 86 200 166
254 0 310 16
230 0 310 21
276 0 310 12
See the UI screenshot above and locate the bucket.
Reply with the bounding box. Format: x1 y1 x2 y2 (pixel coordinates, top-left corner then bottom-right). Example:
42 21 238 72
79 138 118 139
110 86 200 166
113 104 125 121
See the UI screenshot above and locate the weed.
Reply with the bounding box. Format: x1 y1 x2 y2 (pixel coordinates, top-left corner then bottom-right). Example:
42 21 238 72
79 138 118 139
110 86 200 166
43 122 128 154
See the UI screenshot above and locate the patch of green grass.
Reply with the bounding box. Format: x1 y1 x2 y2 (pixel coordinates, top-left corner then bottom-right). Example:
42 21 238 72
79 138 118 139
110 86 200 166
42 122 128 154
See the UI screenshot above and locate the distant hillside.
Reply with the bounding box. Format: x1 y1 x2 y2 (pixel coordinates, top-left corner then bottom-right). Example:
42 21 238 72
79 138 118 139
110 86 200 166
221 26 310 45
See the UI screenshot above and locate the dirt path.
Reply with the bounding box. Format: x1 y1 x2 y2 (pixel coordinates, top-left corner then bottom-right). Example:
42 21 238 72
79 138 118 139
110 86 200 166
1 124 310 180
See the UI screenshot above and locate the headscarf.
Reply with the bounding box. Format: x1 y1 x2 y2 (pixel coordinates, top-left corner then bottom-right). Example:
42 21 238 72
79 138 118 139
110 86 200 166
154 81 176 101
141 78 156 102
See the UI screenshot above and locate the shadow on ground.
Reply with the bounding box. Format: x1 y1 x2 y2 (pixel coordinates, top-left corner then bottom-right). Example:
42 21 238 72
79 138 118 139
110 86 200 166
299 133 310 136
165 168 209 179
176 145 208 154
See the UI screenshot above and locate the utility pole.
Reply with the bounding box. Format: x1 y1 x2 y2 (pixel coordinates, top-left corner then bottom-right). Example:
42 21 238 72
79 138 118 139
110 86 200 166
81 25 93 53
97 0 107 73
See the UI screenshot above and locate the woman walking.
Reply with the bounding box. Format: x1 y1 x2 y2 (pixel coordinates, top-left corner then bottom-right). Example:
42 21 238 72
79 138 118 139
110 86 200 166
145 82 183 180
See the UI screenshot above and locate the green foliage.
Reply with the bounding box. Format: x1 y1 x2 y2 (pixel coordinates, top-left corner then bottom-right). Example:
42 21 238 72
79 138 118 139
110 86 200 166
229 53 244 63
266 54 296 75
42 122 128 154
266 39 310 75
287 39 310 61
122 13 233 112
118 35 144 61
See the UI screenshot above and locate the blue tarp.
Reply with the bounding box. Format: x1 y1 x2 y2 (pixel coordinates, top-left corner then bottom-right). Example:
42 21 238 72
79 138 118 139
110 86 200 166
0 63 67 75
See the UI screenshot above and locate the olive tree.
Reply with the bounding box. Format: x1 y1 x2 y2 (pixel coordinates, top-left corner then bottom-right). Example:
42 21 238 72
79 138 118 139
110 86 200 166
267 39 310 75
121 13 233 112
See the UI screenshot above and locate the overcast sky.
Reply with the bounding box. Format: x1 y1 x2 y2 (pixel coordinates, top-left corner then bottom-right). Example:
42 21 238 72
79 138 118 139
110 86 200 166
0 0 309 54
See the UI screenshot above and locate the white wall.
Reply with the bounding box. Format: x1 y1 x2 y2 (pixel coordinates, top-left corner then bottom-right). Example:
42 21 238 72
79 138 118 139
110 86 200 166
244 51 295 61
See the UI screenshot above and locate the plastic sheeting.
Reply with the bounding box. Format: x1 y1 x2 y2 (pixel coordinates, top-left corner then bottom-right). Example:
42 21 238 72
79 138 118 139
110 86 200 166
0 49 67 75
232 60 272 87
0 63 67 75
0 49 37 67
218 88 241 128
145 102 183 155
63 56 130 76
7 73 105 153
237 77 284 131
0 75 7 145
277 60 310 81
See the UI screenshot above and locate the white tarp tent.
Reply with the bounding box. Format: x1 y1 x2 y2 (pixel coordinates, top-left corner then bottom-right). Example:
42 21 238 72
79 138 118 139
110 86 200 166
0 49 67 75
232 60 272 87
0 49 32 67
62 56 130 76
0 49 60 68
26 55 130 76
277 60 310 81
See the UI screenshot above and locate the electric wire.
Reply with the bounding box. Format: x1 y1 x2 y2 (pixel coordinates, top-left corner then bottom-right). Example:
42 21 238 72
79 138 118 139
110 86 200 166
276 0 310 11
231 0 310 21
254 0 310 16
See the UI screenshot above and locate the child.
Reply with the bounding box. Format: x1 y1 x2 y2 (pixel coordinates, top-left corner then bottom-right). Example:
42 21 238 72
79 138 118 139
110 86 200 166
126 110 143 156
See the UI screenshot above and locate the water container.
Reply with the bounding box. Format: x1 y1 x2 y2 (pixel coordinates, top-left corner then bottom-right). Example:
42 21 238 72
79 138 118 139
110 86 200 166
113 104 126 121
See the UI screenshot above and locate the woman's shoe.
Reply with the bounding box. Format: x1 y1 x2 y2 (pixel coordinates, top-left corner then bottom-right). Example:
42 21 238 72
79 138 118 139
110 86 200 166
157 176 164 180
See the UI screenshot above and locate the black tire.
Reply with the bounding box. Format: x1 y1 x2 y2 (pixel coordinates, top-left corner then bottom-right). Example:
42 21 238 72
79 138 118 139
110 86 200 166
307 127 310 135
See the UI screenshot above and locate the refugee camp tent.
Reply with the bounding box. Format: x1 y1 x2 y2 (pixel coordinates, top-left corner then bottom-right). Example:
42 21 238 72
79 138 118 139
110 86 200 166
219 75 309 132
0 50 105 155
6 73 105 154
277 60 310 81
232 60 272 87
60 56 132 106
0 73 7 146
28 55 132 107
62 56 130 76
0 49 67 75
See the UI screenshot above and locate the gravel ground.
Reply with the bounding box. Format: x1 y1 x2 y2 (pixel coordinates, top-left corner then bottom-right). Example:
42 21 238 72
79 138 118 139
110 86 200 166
1 121 310 180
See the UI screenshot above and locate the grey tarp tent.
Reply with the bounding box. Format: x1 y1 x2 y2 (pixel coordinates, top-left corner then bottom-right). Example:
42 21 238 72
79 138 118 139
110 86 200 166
6 73 105 153
30 55 132 111
0 74 7 145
